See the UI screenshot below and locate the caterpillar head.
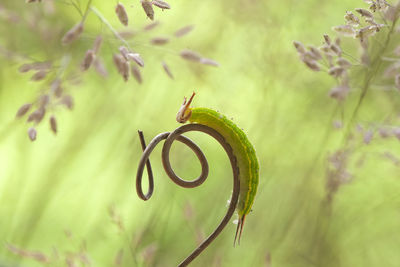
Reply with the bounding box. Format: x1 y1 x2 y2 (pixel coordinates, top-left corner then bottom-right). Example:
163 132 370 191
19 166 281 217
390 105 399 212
176 92 195 123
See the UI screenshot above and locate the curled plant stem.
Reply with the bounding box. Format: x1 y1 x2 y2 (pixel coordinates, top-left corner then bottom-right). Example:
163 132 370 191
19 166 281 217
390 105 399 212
136 124 240 266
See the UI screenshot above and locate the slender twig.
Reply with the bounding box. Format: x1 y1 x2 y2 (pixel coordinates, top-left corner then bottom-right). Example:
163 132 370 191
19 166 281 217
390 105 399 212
136 124 240 266
344 15 399 143
89 6 133 50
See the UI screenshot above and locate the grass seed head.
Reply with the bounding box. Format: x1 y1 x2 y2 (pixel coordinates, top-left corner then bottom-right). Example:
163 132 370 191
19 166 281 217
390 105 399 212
200 57 219 67
293 41 306 54
180 49 201 62
16 103 32 118
93 35 103 54
61 22 84 45
150 37 169 45
28 127 37 141
115 3 129 26
131 65 142 84
143 21 160 31
174 25 194 37
161 61 174 79
141 0 155 20
31 70 48 81
355 8 374 18
60 95 74 110
27 108 45 123
82 49 95 71
332 25 356 37
152 0 171 10
50 115 57 134
344 11 360 26
127 53 145 67
323 34 331 45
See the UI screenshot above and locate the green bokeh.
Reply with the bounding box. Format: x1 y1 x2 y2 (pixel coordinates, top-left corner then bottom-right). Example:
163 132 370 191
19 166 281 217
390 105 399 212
1 0 400 266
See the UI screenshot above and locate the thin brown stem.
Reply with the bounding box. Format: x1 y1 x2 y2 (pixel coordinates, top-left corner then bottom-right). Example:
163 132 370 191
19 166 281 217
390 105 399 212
135 124 240 266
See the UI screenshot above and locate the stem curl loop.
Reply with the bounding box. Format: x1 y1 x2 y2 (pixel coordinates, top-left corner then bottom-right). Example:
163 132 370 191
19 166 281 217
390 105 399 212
136 124 240 266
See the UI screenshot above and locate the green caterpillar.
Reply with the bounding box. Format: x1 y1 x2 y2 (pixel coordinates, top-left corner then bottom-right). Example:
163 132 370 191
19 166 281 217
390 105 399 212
176 92 259 244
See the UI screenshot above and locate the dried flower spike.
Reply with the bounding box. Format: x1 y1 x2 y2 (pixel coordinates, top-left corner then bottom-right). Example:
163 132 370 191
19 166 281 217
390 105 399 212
141 0 154 20
115 3 129 26
61 22 84 45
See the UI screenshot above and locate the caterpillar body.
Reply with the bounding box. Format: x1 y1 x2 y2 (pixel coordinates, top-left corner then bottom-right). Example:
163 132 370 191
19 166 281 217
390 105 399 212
176 93 259 244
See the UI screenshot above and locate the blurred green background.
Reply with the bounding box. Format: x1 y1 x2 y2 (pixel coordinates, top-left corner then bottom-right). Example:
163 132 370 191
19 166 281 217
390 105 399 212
1 0 400 266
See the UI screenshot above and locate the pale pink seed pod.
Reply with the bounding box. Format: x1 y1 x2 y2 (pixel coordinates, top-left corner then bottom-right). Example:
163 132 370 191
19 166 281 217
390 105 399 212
162 61 173 79
200 58 219 67
38 94 50 108
16 103 32 118
143 21 160 31
61 22 84 45
31 70 48 81
131 65 142 84
115 3 129 26
303 60 320 71
61 95 74 110
121 61 130 81
150 37 169 45
344 11 360 26
174 25 194 37
127 53 144 67
28 127 37 141
363 130 373 144
93 58 108 78
337 58 351 68
332 25 356 37
19 64 32 73
50 79 63 98
119 46 130 60
328 66 345 78
93 35 103 54
180 49 201 62
323 34 331 45
293 41 306 54
152 0 171 10
49 115 57 134
27 108 45 123
355 8 374 18
308 46 322 60
113 54 125 74
141 0 154 20
82 49 95 71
